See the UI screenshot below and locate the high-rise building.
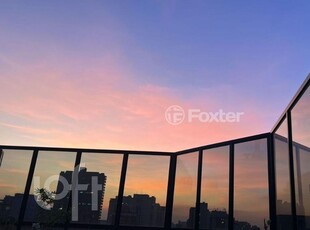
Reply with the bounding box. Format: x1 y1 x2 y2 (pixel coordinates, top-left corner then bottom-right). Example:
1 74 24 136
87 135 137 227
187 203 229 229
187 202 211 228
53 167 106 223
107 194 165 227
209 210 228 229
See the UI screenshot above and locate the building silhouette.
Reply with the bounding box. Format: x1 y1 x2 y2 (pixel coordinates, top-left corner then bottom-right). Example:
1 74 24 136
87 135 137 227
0 193 38 223
53 167 106 223
185 202 263 229
107 194 165 227
234 220 260 230
186 202 228 229
187 202 210 228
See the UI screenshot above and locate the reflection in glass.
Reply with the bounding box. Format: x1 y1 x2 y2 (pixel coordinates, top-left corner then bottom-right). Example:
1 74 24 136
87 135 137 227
118 155 169 227
275 119 293 230
172 152 198 228
293 147 310 230
292 85 310 230
77 152 122 225
234 139 269 230
201 147 229 229
0 149 33 229
24 151 76 227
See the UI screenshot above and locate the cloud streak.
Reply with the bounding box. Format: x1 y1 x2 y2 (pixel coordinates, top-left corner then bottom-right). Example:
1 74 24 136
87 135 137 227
0 43 274 151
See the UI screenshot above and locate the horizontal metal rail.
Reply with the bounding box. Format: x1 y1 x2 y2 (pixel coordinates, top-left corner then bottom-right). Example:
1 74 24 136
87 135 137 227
175 132 270 155
272 73 310 133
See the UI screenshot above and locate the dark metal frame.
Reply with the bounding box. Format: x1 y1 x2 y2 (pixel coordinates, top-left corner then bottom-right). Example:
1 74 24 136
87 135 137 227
228 144 234 230
267 134 277 230
287 112 298 230
271 74 310 230
194 150 202 230
0 133 272 230
0 73 309 230
164 154 177 229
114 153 129 229
272 73 310 134
17 149 38 230
64 151 82 230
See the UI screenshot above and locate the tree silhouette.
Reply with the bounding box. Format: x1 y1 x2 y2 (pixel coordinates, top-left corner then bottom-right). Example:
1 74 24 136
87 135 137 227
34 188 70 229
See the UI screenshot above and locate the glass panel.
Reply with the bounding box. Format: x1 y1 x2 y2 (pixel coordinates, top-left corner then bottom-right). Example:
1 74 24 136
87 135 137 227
201 147 229 229
172 152 198 228
72 152 123 225
274 119 293 230
292 85 310 230
291 85 310 147
234 139 269 230
294 147 310 230
24 151 76 228
118 155 169 227
0 149 33 229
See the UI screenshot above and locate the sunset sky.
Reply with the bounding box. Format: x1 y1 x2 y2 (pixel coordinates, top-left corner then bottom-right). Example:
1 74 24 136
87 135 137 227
1 2 310 228
0 1 310 151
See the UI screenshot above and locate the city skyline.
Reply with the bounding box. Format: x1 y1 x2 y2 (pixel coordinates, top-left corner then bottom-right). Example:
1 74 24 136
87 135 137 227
0 190 268 229
1 134 309 228
1 123 310 229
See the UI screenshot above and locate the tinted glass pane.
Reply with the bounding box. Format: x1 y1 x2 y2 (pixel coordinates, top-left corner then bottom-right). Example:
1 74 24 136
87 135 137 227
71 152 123 225
119 155 169 227
274 119 293 229
201 147 229 229
294 147 310 230
24 151 76 227
292 85 310 230
172 152 198 228
234 139 269 230
291 85 310 146
0 149 33 229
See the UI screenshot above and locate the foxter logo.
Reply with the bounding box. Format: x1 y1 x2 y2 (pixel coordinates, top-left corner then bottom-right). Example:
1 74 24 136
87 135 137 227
165 106 244 125
165 105 185 125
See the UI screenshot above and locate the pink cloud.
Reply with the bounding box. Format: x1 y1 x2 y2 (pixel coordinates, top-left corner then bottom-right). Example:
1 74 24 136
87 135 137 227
0 49 272 152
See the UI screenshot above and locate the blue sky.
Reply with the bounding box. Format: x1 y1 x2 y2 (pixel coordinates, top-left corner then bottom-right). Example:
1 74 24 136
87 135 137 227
0 1 309 149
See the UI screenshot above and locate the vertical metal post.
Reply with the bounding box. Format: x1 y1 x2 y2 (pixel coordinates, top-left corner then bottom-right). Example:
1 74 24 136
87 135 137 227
0 148 3 167
64 151 82 230
228 144 234 230
17 149 38 230
114 153 129 229
267 134 277 230
287 111 297 230
194 150 203 230
164 154 177 229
